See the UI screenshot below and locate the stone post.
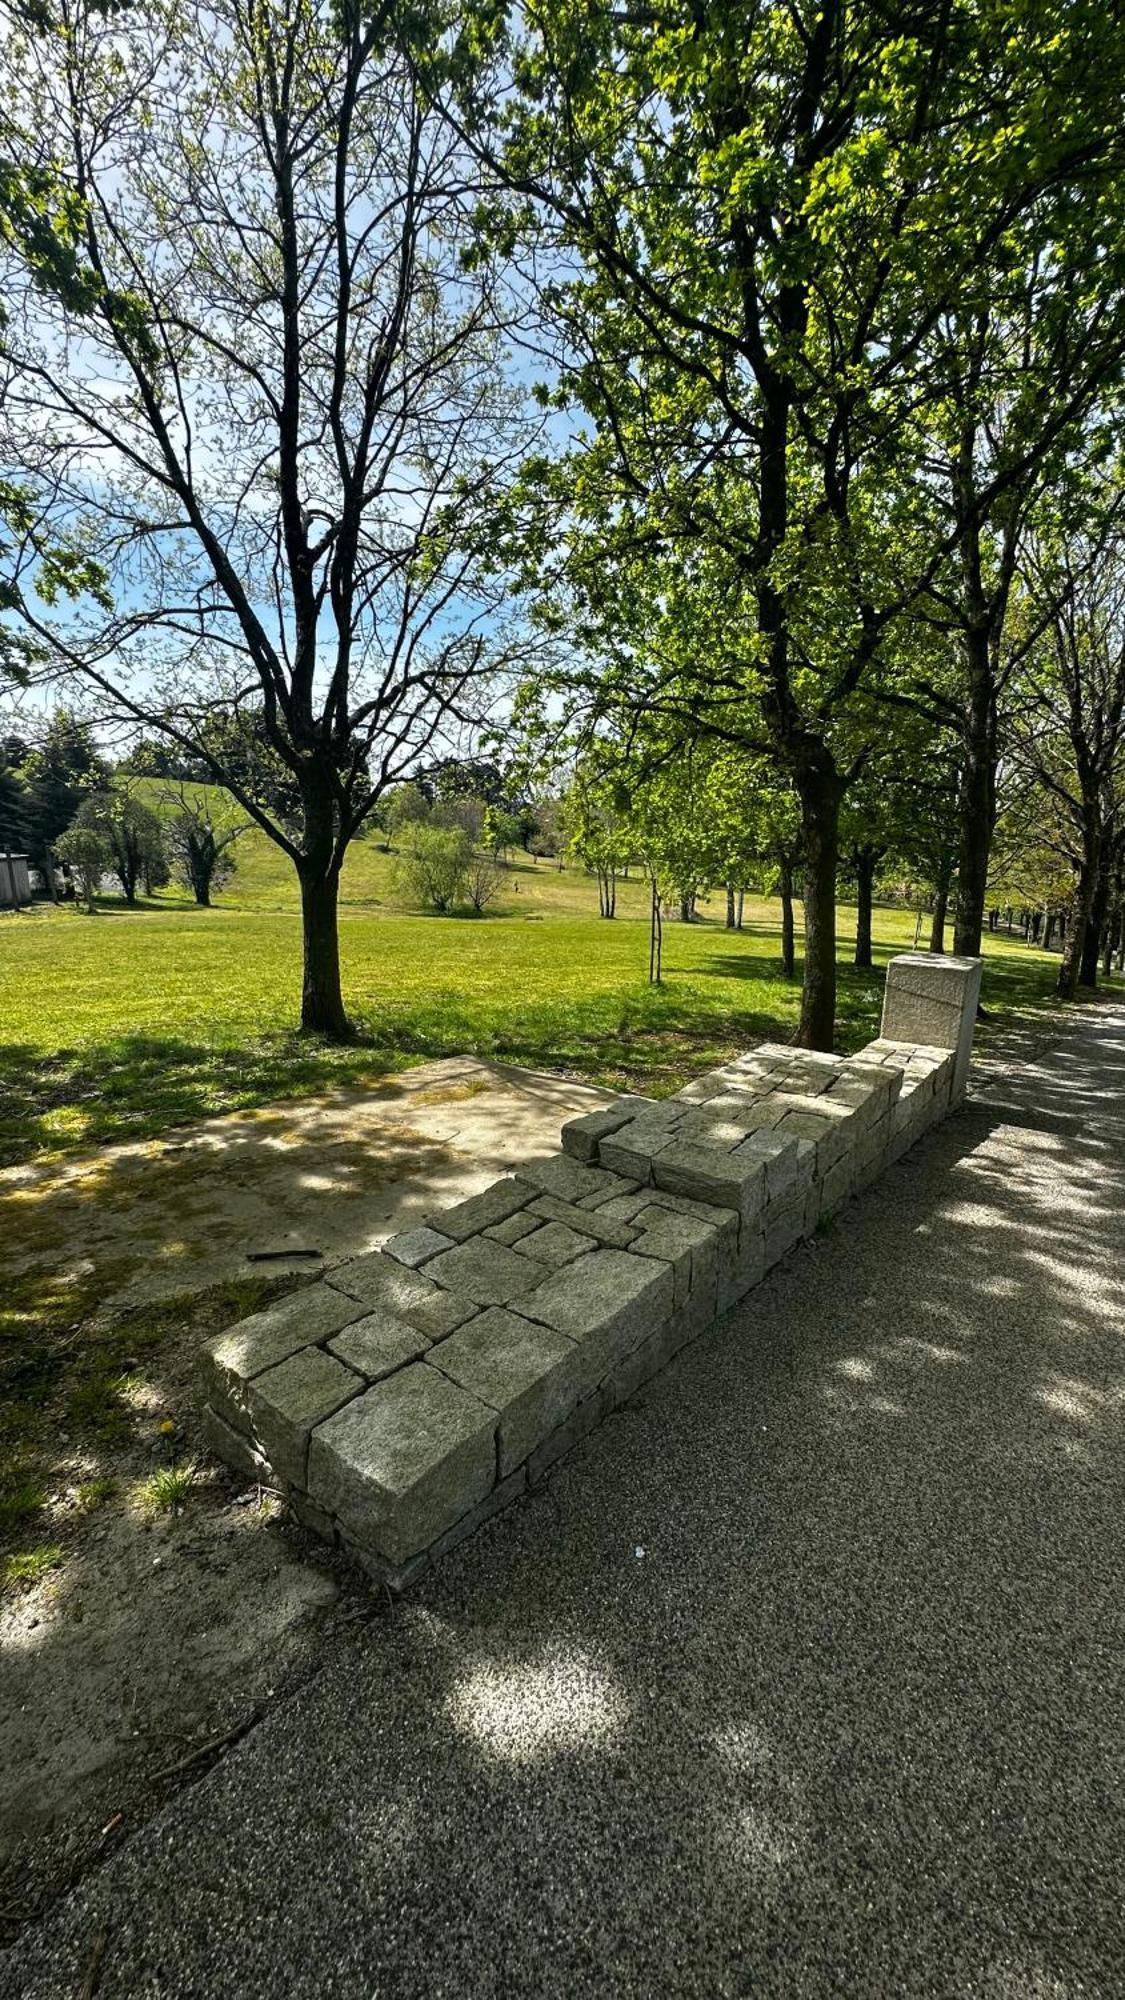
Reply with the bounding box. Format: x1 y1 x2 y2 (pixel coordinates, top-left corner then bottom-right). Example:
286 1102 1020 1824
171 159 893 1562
880 953 983 1105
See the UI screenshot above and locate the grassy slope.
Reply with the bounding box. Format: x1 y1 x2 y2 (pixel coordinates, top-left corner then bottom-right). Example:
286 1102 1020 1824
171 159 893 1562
0 782 1101 1166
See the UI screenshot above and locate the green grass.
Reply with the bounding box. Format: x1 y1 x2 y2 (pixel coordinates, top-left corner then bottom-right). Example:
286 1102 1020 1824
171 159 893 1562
0 1267 307 1574
1 802 1112 1167
140 1463 196 1515
1 1544 64 1594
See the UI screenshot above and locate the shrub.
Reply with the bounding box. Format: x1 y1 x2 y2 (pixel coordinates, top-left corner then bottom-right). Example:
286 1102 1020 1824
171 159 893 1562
392 824 472 912
54 824 111 909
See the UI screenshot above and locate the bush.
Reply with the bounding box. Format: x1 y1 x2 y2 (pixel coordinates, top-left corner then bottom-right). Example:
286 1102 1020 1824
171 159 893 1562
392 824 472 912
75 791 166 903
55 824 111 909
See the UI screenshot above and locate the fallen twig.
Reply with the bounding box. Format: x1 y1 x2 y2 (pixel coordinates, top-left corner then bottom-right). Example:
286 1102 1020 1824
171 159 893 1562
246 1248 321 1261
147 1707 263 1787
79 1925 108 1999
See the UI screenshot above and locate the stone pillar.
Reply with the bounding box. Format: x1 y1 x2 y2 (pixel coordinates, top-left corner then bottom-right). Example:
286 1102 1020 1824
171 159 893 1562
880 953 983 1105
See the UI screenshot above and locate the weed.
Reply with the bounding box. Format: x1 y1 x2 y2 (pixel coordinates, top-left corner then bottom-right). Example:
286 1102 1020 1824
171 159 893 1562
140 1463 196 1515
76 1476 117 1513
1 1544 64 1593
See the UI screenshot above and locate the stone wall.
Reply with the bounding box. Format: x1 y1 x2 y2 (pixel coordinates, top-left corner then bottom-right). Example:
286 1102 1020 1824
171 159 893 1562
199 953 983 1589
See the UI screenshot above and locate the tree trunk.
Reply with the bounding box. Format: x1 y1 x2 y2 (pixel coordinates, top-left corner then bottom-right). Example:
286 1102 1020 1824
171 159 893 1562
953 631 996 958
298 863 349 1035
726 883 736 929
737 888 744 931
1057 823 1100 999
795 765 842 1050
1080 858 1109 989
929 847 953 953
854 848 877 969
778 854 796 980
648 876 662 984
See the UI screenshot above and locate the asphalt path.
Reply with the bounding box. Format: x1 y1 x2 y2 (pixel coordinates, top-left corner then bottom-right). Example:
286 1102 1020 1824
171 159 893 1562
6 1004 1125 1999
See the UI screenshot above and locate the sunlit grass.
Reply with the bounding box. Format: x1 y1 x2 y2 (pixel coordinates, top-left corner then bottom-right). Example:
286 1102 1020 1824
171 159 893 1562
76 1476 117 1513
139 1463 196 1515
0 843 1097 1171
1 1544 64 1594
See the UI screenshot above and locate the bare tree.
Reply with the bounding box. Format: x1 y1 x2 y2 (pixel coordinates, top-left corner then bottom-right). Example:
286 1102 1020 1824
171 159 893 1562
1 0 531 1032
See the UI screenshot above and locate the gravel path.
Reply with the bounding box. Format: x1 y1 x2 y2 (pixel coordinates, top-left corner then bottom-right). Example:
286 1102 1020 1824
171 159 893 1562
6 1004 1125 2000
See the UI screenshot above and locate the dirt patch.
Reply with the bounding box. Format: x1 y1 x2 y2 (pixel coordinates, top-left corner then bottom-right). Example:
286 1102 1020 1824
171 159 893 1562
0 1058 615 1935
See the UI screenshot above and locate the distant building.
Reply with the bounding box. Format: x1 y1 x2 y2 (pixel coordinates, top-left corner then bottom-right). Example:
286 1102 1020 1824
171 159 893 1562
0 853 31 908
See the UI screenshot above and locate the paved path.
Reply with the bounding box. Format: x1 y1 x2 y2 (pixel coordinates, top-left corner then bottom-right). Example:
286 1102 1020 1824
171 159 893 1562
7 1005 1125 1999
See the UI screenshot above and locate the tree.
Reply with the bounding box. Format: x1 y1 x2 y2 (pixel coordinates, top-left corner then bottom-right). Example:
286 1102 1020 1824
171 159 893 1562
163 789 244 907
54 822 109 910
558 765 632 918
74 791 166 905
482 804 522 862
0 752 29 852
464 850 502 914
392 823 471 912
2 0 530 1034
379 782 431 848
422 0 1125 1046
1013 517 1125 996
17 709 108 889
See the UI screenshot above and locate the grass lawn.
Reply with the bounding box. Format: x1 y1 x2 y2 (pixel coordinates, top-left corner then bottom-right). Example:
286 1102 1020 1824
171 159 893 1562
0 805 1107 1168
0 812 1118 1608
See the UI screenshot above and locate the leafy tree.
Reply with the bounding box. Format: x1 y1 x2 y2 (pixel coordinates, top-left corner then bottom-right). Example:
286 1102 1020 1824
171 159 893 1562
431 794 487 842
558 765 632 918
74 791 166 905
421 0 1125 1045
2 0 530 1035
392 823 472 912
17 710 108 889
379 782 431 848
482 804 523 862
1012 516 1125 995
54 823 110 911
0 752 29 852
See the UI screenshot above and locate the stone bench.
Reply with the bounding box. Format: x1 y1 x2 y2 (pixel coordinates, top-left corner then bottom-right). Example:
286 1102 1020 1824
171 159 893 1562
199 953 982 1588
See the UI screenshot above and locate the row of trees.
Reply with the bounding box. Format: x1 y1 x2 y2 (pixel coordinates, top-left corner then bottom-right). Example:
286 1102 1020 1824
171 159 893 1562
0 716 244 907
2 1 1125 1040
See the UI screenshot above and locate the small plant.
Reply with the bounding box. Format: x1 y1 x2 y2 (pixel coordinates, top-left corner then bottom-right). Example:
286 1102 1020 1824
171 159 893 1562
141 1462 196 1515
1 1545 64 1593
0 1477 46 1530
76 1476 117 1513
